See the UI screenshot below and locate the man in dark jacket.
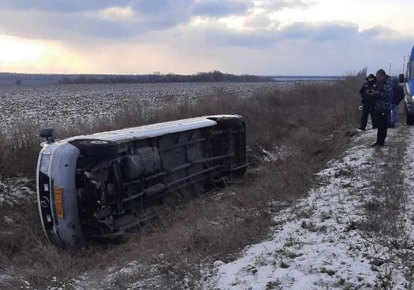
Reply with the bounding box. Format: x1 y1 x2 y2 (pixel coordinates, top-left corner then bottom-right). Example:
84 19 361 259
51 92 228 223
359 74 377 130
390 77 405 128
371 69 393 147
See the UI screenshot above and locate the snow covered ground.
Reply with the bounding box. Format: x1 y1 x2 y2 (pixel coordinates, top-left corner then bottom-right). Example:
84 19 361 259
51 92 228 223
200 126 414 290
0 177 33 205
4 125 414 290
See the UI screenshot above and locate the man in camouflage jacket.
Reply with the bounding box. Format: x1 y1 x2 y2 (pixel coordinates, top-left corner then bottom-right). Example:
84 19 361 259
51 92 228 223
371 69 393 147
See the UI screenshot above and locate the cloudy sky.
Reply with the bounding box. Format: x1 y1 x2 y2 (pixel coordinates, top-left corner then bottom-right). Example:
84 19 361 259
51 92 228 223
0 0 412 75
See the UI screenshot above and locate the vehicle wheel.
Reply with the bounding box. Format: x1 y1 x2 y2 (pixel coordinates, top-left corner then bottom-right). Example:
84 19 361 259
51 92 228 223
71 139 120 156
209 116 243 127
407 115 414 126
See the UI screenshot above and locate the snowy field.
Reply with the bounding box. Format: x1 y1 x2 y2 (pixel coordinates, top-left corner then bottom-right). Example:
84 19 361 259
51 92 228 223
0 82 285 131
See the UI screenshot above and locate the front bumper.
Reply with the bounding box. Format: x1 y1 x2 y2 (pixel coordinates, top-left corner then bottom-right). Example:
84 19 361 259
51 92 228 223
36 142 84 247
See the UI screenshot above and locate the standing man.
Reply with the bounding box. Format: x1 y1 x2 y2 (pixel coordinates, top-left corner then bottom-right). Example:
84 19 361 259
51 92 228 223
371 69 393 147
390 77 405 128
359 74 377 130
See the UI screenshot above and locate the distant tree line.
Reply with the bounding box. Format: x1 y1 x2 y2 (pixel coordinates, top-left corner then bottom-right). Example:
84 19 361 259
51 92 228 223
59 71 274 84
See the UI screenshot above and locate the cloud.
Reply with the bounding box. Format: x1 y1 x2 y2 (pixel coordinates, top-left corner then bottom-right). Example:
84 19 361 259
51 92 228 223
280 22 360 42
242 13 273 29
98 7 135 21
131 0 194 14
0 0 196 40
0 0 411 75
158 21 410 75
0 0 315 14
0 9 140 40
0 0 320 42
255 0 316 11
1 22 411 76
0 0 127 13
61 25 411 76
187 21 399 49
0 0 195 17
0 2 195 40
191 0 252 17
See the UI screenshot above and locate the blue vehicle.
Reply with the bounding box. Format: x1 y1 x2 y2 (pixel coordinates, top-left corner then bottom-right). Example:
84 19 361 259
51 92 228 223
399 46 414 125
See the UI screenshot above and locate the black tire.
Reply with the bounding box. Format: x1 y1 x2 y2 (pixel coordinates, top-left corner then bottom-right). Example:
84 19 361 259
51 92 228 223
209 116 243 127
71 139 120 156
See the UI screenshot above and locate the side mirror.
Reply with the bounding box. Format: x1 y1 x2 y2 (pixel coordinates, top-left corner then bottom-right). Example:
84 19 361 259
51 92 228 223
40 128 55 144
399 73 406 84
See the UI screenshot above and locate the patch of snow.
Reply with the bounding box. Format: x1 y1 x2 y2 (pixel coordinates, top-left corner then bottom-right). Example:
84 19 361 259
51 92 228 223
0 178 34 206
214 261 226 268
201 128 412 289
262 145 292 163
3 216 13 224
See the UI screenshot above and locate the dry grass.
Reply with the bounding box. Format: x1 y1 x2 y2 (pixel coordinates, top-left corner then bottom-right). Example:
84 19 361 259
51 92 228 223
0 75 364 288
358 133 414 288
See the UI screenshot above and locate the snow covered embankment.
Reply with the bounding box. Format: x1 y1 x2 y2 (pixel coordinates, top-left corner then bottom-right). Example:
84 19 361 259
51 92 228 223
202 128 414 289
